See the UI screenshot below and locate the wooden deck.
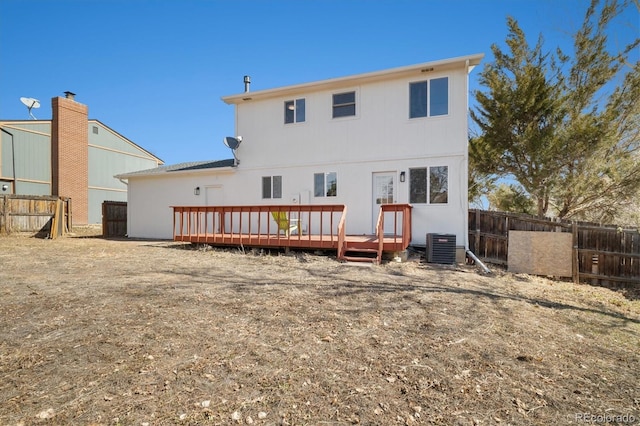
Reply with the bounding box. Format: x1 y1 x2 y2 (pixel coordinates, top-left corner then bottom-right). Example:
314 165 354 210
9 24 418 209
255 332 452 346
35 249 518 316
172 204 412 263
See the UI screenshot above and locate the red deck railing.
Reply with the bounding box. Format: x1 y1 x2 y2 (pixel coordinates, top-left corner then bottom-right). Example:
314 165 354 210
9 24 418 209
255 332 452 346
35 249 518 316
376 204 413 253
172 204 347 250
171 203 411 261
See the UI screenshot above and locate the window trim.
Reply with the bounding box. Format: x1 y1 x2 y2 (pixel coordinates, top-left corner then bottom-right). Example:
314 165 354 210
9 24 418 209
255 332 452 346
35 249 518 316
332 90 357 119
313 172 337 197
408 166 449 205
429 165 448 204
262 175 282 199
284 98 305 124
409 76 449 119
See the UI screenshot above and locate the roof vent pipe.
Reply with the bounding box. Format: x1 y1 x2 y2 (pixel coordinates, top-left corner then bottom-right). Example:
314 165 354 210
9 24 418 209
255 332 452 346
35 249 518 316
243 75 251 93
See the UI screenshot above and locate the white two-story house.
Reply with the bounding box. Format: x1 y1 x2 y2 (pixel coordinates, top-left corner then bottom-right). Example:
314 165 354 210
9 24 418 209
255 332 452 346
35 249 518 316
117 53 483 261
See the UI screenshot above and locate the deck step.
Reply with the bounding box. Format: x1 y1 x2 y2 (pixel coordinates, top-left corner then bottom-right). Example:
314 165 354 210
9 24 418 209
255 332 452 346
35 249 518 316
342 246 381 264
342 255 378 263
344 247 378 253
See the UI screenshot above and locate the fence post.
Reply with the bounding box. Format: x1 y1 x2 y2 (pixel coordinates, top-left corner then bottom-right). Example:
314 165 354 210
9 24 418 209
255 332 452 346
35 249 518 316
572 222 579 284
102 201 107 237
474 210 480 255
69 198 73 232
64 198 71 233
1 195 6 234
3 195 8 234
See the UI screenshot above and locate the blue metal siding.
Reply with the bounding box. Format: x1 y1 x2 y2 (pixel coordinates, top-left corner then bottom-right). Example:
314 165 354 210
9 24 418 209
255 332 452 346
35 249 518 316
1 126 51 188
88 188 127 224
89 122 157 157
89 146 159 189
0 132 14 180
5 122 51 134
16 181 50 195
14 130 51 182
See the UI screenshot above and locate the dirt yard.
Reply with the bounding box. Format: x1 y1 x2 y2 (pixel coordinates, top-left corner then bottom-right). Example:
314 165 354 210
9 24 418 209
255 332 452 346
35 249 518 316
0 229 638 426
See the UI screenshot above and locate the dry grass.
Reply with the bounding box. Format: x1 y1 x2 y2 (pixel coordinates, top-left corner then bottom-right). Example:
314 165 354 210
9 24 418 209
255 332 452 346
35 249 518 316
0 230 638 425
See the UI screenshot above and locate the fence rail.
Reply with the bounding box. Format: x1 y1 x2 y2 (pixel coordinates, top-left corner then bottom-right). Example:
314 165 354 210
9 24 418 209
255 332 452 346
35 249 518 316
0 195 71 237
468 210 639 290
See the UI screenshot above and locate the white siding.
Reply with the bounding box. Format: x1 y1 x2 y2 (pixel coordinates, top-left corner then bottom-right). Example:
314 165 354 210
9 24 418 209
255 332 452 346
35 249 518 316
126 57 476 248
234 67 469 169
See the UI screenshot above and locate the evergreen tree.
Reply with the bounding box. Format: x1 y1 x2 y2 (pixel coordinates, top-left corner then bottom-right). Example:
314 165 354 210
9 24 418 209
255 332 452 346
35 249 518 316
470 17 564 217
470 0 639 223
552 0 640 220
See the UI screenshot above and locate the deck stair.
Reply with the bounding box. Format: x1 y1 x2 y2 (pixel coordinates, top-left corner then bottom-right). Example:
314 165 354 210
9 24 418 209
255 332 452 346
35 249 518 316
341 241 381 264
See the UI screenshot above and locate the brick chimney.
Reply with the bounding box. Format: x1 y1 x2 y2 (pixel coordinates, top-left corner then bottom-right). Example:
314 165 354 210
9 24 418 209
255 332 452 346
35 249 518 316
51 92 89 225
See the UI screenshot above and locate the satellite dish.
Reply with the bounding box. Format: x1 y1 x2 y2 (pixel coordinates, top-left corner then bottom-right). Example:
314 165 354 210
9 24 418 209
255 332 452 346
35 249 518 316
223 136 242 166
223 136 241 150
20 97 40 119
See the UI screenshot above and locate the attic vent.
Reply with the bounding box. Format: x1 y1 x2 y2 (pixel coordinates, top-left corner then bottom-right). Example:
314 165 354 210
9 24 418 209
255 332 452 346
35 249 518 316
421 67 435 73
93 126 99 134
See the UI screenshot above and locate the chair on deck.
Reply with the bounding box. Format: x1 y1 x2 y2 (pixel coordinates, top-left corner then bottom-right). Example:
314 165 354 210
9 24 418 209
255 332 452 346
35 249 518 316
271 211 299 236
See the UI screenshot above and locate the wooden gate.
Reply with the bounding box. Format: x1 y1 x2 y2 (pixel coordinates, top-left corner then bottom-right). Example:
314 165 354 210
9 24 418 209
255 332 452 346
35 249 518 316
102 201 127 237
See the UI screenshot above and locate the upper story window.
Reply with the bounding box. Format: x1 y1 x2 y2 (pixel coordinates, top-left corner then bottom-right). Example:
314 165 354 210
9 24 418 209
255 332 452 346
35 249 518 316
332 91 356 118
314 172 337 197
262 176 282 199
409 166 448 204
409 77 449 118
285 98 305 124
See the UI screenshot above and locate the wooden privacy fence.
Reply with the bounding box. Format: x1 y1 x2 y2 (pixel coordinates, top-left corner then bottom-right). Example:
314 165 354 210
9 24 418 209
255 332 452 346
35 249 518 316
102 201 127 237
0 195 71 238
469 209 639 290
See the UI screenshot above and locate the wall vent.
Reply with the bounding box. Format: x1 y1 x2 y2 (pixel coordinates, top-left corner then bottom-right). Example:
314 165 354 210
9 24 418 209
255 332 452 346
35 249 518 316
426 233 456 264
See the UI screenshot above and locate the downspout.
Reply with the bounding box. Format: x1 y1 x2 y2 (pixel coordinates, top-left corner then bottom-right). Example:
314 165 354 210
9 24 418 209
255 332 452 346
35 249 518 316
462 59 490 274
1 127 16 193
466 249 491 274
463 59 470 253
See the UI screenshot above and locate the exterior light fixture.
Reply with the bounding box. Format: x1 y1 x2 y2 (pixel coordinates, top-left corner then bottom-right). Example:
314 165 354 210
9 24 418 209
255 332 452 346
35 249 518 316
194 186 200 196
400 171 406 182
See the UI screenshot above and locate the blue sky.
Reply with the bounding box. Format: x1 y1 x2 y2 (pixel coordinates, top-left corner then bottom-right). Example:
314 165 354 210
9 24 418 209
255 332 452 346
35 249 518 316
1 0 637 165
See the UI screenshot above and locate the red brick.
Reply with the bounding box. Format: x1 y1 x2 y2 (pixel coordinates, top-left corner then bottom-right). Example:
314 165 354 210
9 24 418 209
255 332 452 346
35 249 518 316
51 96 89 225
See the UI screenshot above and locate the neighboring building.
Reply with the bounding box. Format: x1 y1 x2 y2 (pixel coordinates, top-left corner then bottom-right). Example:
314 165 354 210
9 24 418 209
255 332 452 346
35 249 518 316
0 92 163 224
117 54 483 256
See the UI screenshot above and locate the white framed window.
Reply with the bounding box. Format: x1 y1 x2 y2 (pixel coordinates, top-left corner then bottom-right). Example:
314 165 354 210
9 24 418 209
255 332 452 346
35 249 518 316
409 77 449 118
314 172 337 197
262 176 282 199
332 91 356 118
285 98 305 124
409 166 448 204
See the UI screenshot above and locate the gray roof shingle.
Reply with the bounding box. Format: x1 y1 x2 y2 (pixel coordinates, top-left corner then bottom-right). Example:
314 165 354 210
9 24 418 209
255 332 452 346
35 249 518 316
116 159 235 178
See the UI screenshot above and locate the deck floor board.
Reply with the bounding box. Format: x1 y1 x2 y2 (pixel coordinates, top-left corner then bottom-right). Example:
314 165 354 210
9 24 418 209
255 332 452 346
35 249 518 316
175 233 406 252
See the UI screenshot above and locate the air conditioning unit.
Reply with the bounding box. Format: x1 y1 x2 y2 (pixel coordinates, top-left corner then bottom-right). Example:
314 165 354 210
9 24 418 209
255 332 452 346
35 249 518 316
426 233 456 264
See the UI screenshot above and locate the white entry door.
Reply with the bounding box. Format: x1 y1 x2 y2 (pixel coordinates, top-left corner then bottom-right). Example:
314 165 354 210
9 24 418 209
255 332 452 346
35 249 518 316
372 172 396 234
